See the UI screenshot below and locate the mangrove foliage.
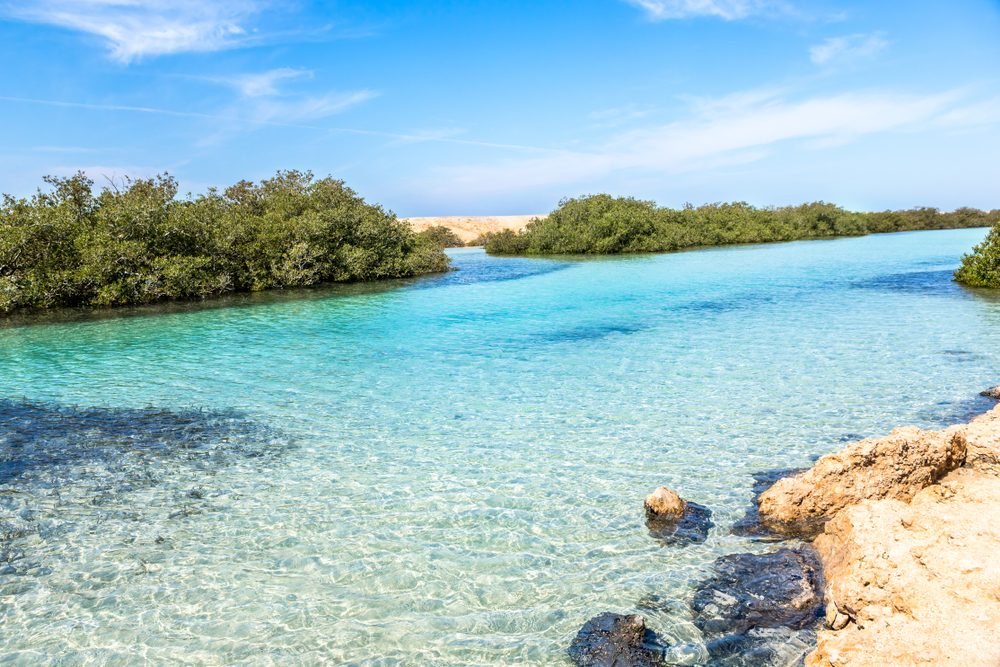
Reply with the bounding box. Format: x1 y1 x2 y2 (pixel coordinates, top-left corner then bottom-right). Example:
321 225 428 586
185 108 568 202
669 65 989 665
0 171 450 313
416 225 466 248
483 195 998 256
955 221 1000 288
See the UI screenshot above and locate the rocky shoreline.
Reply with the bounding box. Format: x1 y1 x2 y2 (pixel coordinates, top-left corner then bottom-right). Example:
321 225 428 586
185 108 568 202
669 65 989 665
570 389 1000 666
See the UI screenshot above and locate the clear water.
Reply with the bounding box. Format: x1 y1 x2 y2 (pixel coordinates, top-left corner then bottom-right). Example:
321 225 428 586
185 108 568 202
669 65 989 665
1 228 998 665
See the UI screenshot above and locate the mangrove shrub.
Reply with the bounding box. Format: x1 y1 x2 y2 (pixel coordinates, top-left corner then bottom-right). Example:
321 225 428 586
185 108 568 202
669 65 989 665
0 171 450 313
955 222 1000 288
485 195 998 256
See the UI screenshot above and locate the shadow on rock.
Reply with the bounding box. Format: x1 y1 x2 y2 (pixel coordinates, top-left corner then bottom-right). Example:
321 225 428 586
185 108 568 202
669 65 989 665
646 502 713 546
568 613 669 667
730 469 806 540
691 546 824 665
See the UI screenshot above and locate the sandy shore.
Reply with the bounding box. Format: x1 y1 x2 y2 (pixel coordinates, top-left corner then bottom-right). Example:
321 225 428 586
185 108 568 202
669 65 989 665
403 215 543 244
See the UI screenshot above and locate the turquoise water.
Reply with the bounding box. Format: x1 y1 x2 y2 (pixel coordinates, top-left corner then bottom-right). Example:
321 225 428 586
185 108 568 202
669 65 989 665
1 228 998 665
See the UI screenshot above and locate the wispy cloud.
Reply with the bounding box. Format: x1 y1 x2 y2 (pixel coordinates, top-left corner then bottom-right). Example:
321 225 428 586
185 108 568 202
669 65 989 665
202 68 313 97
0 95 551 152
623 0 782 21
246 90 380 124
810 32 889 66
2 0 269 62
386 127 468 146
588 104 654 127
422 88 991 197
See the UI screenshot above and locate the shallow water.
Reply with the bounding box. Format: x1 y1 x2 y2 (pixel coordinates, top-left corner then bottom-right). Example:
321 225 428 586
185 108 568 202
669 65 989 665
1 229 998 665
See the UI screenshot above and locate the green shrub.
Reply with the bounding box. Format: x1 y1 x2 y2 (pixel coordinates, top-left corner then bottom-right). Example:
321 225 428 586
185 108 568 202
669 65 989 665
416 225 465 248
484 194 997 257
955 222 1000 288
0 171 450 313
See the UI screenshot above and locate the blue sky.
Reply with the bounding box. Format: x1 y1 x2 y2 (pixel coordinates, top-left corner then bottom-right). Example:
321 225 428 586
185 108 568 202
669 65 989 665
0 0 998 215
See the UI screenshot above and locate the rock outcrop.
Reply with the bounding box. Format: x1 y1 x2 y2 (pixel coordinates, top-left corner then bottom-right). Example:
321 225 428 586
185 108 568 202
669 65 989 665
756 425 967 537
980 385 1000 400
747 404 1000 666
808 468 1000 666
963 404 1000 469
567 613 667 667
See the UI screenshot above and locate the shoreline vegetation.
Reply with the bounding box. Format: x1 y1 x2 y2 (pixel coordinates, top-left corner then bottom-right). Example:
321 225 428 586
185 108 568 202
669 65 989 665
4 176 999 316
955 222 1000 288
480 194 1000 271
0 171 450 314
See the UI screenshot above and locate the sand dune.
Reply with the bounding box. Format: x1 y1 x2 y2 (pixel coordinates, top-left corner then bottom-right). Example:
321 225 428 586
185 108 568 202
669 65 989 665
403 215 543 244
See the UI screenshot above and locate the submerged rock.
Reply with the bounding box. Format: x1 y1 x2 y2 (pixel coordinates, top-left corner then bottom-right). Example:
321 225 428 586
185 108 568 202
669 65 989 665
756 425 967 538
981 385 1000 400
691 547 824 663
567 612 668 667
646 502 713 545
643 487 713 545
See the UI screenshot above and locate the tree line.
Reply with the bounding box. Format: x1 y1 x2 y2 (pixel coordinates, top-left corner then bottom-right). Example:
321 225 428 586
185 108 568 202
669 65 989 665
0 171 451 313
482 195 999 261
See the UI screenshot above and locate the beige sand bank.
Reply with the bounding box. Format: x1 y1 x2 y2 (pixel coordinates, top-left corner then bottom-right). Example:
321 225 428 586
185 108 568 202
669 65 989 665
403 215 544 244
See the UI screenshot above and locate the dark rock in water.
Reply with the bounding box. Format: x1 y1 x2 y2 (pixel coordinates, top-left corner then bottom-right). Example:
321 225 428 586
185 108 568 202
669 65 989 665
730 468 805 540
646 501 713 545
691 547 824 664
568 612 668 667
982 386 1000 401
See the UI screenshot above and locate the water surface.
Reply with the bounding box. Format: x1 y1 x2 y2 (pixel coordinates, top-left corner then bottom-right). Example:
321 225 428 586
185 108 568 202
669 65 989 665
1 228 998 665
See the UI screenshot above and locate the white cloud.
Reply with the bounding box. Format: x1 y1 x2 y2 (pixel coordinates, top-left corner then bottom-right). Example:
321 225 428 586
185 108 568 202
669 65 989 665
246 90 380 124
624 0 780 21
206 68 313 98
420 88 988 197
3 0 267 62
810 32 888 66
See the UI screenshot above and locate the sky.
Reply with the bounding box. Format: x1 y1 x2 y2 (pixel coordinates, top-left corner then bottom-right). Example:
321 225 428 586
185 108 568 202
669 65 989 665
0 0 998 215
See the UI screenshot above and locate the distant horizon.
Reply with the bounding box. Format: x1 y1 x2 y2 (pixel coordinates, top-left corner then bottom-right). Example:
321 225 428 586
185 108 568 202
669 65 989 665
1 1 999 215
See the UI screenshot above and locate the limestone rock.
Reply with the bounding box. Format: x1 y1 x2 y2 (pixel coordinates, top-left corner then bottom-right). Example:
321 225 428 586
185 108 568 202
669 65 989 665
644 487 686 520
567 613 667 667
964 404 1000 469
807 468 1000 666
980 385 1000 400
756 425 967 537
